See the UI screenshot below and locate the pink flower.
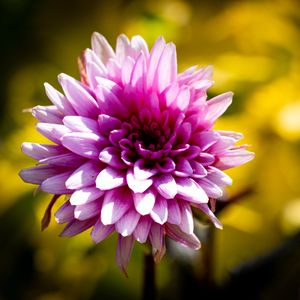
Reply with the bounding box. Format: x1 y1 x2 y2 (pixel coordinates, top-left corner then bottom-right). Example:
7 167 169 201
20 33 254 273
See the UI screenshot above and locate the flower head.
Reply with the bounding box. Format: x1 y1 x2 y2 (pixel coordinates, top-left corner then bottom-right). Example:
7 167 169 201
20 33 254 273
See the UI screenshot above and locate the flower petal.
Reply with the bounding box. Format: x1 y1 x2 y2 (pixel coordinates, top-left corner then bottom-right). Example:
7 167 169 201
149 223 166 263
154 174 177 199
179 201 194 234
100 187 132 225
115 209 140 236
150 195 168 225
96 167 126 190
91 32 115 64
97 114 122 136
32 105 63 124
91 219 114 243
133 159 158 180
21 143 66 160
193 203 223 229
60 218 96 237
133 188 156 216
70 186 104 205
74 201 101 220
173 157 193 177
63 116 99 133
133 216 152 243
36 123 71 144
126 168 153 193
40 171 73 194
99 147 127 169
116 235 135 276
167 199 181 225
55 201 75 224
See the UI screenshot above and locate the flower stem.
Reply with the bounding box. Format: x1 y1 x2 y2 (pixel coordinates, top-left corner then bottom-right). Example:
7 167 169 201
142 252 156 300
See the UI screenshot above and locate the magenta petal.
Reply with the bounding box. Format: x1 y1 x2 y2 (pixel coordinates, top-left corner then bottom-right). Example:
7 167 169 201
44 82 76 115
99 147 127 169
65 161 101 190
133 217 152 243
39 153 86 168
32 105 63 124
149 223 165 263
74 201 101 220
179 201 194 234
55 201 75 224
206 166 232 186
173 157 193 177
196 178 223 198
36 123 71 144
70 186 104 205
116 235 135 276
167 199 181 225
154 174 177 199
133 159 158 180
126 168 153 193
96 167 126 190
98 114 122 136
166 224 200 250
58 73 99 117
62 132 107 159
122 56 135 86
60 218 96 237
100 187 132 225
133 188 156 215
193 203 223 229
150 195 168 225
210 136 236 153
176 122 192 145
115 209 140 236
91 32 115 64
91 219 114 243
63 116 99 133
190 160 207 178
191 131 219 151
176 177 209 204
21 143 66 160
40 171 73 194
156 157 175 173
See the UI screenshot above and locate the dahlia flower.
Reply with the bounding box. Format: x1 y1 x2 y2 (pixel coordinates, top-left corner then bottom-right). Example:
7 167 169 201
20 33 254 273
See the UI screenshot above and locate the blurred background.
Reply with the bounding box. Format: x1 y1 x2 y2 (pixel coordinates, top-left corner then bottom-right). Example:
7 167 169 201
1 0 300 299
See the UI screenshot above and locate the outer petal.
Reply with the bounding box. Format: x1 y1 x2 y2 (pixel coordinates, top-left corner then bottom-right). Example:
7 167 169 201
32 105 63 124
63 116 99 133
55 201 75 224
96 167 126 190
40 171 73 194
149 223 166 263
167 199 182 225
115 209 141 236
91 32 116 64
91 219 114 243
60 218 97 237
74 201 101 220
21 143 66 160
133 188 156 215
116 235 135 276
126 168 153 193
70 186 104 205
154 174 177 199
178 201 194 234
36 123 71 144
133 216 152 243
150 195 168 225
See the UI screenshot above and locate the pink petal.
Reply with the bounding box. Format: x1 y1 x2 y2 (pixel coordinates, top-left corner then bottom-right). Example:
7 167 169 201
41 194 60 230
193 203 223 229
38 153 86 168
150 195 168 225
21 143 66 160
86 61 105 89
156 157 175 173
196 178 223 198
205 92 233 123
36 123 71 144
62 132 108 159
173 87 190 111
100 187 132 225
122 56 135 85
32 105 63 124
126 168 153 193
58 73 99 117
133 159 158 180
206 166 232 187
130 52 146 94
91 219 114 243
55 201 75 224
210 136 236 153
176 122 192 145
99 147 127 169
154 174 177 199
156 42 177 93
149 223 166 263
115 209 141 236
133 188 156 215
131 35 149 56
116 235 135 276
74 201 101 220
60 218 96 237
116 34 131 63
44 82 76 115
91 32 115 64
96 167 126 190
190 160 208 178
191 131 219 151
70 186 104 205
179 201 194 234
167 199 182 225
166 224 200 250
176 177 209 204
63 116 99 133
173 157 193 177
133 216 152 243
40 171 73 194
65 161 101 190
97 114 122 136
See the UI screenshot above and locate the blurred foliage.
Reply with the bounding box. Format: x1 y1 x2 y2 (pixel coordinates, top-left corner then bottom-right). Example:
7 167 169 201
1 0 300 299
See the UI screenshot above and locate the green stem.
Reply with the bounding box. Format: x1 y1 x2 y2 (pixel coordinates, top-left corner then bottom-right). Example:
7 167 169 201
142 252 156 300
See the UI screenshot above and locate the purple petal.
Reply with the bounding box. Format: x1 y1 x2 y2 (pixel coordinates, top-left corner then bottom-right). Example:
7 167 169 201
130 52 146 94
116 34 131 63
176 177 209 204
173 157 193 177
150 195 168 225
116 235 135 276
86 61 105 89
154 174 177 199
133 188 156 215
156 157 175 173
133 216 152 243
96 167 126 190
38 153 86 168
131 35 149 56
70 186 104 205
167 199 182 225
91 219 114 243
58 73 99 117
193 203 223 229
196 178 223 198
91 32 115 64
149 223 166 263
60 218 97 237
74 201 101 220
191 131 219 151
62 132 108 159
99 147 127 169
21 143 67 160
55 201 75 224
40 171 73 194
173 87 190 111
98 114 122 136
41 194 60 230
32 105 63 124
176 122 192 145
126 168 153 193
115 209 141 236
100 187 132 225
36 123 71 144
44 82 76 115
178 201 194 234
197 153 215 166
133 159 158 180
210 136 236 153
166 224 200 250
65 161 101 190
63 116 99 133
206 166 232 187
190 160 208 178
122 56 135 85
